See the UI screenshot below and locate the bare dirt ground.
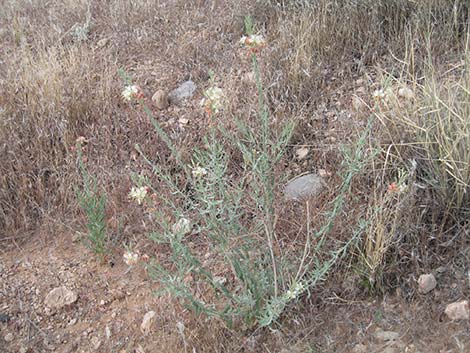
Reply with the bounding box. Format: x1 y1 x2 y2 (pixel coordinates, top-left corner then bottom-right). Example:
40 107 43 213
1 234 469 353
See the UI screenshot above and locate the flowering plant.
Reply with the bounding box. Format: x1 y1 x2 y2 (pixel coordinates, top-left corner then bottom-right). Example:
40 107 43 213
201 86 224 116
192 166 208 178
123 251 139 266
239 34 266 53
122 85 144 101
129 186 148 205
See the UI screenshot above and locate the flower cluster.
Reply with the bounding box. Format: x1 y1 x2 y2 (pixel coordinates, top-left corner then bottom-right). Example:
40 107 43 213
172 217 191 235
76 136 87 144
388 181 407 194
123 251 139 266
285 281 305 300
129 186 148 205
372 89 386 101
239 34 266 51
122 85 144 101
192 166 208 178
201 86 224 116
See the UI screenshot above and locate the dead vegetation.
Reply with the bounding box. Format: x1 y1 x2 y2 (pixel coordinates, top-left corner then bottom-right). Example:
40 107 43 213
1 0 470 352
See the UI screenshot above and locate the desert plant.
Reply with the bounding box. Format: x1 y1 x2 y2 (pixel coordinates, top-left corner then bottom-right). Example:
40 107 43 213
76 140 107 259
121 17 375 328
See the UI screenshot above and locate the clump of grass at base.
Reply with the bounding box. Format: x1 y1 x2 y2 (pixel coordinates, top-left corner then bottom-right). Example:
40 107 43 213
76 141 107 259
359 40 470 290
374 43 470 226
122 17 374 329
360 165 416 292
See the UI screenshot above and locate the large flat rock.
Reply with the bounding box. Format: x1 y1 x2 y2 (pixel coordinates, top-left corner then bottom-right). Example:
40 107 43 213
284 173 324 201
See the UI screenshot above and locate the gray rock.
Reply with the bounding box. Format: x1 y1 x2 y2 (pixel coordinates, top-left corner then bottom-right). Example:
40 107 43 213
374 328 399 341
4 332 14 342
44 287 77 309
140 310 156 335
418 273 436 294
285 173 324 201
91 336 101 350
168 80 196 105
398 87 414 99
97 38 109 48
445 300 469 320
105 325 111 340
152 90 170 110
352 344 367 353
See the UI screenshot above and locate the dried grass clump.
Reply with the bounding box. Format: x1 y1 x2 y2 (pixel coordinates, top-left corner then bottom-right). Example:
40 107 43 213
0 0 255 237
359 42 470 291
0 43 116 233
266 0 469 104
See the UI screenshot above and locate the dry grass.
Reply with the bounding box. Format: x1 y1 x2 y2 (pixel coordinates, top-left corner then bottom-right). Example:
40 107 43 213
267 0 468 105
360 40 470 291
0 0 252 236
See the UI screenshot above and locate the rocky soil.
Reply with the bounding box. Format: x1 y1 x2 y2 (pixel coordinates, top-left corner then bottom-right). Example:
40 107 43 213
1 234 469 353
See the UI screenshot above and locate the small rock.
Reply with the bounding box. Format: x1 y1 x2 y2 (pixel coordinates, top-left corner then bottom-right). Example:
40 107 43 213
97 38 109 48
374 328 399 341
91 336 101 350
295 147 309 160
152 90 170 110
417 273 437 294
168 81 196 105
45 287 77 309
178 117 189 126
285 173 324 201
356 86 366 94
62 341 78 353
398 87 414 100
4 332 14 342
0 313 10 323
213 276 227 286
140 311 156 335
445 300 469 320
352 96 367 112
242 71 256 84
352 343 367 353
105 326 111 339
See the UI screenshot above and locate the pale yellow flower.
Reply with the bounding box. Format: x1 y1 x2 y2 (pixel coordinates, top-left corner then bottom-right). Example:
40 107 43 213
239 34 266 49
76 136 87 144
172 217 191 235
123 251 139 265
192 166 208 178
122 85 140 101
372 89 386 100
285 282 305 300
202 86 224 114
129 186 148 205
